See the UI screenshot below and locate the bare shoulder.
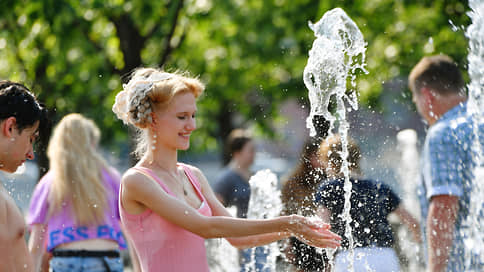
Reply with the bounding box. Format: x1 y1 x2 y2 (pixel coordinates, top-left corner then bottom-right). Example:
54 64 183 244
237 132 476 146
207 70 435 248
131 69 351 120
121 168 154 191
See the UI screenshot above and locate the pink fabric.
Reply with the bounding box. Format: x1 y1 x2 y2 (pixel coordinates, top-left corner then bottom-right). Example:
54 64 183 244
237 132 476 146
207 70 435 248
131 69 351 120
120 163 212 272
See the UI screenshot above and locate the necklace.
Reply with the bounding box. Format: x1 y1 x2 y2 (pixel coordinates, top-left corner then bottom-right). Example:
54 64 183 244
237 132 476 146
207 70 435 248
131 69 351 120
149 161 188 196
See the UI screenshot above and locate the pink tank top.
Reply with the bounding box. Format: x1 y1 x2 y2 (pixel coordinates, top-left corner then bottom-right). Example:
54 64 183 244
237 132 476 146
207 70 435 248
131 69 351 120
119 163 212 272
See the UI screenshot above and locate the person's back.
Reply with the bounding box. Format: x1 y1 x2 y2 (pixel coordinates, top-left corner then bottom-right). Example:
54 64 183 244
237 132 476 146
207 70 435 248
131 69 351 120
316 178 399 249
0 80 47 271
418 101 484 270
28 114 126 272
408 55 484 271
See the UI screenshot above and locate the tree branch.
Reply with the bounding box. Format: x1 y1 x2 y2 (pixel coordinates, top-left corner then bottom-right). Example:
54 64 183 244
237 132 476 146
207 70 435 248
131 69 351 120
108 13 145 76
159 0 184 66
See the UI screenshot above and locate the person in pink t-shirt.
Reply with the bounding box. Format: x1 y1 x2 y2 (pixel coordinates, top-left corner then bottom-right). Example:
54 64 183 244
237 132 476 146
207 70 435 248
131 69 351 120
112 68 342 271
27 114 135 272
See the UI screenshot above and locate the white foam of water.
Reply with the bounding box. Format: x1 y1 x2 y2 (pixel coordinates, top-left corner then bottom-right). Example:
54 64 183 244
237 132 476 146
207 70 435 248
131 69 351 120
464 0 484 268
303 8 367 137
303 8 367 272
246 169 282 271
396 129 424 270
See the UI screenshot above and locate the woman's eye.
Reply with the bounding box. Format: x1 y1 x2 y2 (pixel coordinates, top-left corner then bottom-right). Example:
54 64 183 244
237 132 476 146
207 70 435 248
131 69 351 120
177 116 185 120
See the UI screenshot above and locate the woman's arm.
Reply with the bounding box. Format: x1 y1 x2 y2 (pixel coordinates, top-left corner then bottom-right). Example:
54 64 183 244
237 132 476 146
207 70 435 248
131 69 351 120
122 168 340 249
392 204 422 243
28 224 47 272
191 166 339 249
191 168 291 248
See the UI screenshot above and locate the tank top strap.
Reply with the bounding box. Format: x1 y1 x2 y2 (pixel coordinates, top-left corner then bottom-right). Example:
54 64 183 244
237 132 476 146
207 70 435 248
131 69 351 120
178 163 204 199
132 166 175 196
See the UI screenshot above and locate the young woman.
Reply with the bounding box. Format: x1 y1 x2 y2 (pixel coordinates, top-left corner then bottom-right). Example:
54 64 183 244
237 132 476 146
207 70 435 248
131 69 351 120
280 137 329 272
315 135 421 272
28 114 130 272
112 68 341 271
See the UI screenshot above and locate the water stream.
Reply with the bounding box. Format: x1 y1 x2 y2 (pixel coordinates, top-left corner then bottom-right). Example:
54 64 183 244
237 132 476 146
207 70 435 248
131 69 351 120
303 8 368 271
463 0 484 267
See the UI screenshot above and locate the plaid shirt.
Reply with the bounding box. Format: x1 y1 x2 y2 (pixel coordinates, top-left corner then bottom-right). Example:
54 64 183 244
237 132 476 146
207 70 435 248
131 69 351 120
419 101 484 271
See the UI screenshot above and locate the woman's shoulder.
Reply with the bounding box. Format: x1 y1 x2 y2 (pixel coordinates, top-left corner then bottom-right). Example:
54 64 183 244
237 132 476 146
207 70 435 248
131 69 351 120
34 171 54 191
178 162 203 176
122 167 150 182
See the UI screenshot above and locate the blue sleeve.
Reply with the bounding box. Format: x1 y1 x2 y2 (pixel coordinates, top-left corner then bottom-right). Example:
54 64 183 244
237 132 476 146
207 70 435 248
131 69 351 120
426 127 465 198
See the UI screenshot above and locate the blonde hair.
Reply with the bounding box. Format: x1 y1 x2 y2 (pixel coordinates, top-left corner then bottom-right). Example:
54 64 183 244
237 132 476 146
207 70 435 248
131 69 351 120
112 68 205 158
47 113 108 225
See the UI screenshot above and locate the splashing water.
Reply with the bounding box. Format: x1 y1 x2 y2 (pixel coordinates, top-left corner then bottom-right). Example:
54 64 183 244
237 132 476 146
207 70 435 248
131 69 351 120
463 0 484 267
303 8 367 137
396 129 424 270
303 8 367 271
246 169 282 271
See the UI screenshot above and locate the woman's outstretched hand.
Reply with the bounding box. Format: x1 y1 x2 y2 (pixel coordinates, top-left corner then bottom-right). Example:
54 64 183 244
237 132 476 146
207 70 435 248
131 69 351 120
286 215 341 249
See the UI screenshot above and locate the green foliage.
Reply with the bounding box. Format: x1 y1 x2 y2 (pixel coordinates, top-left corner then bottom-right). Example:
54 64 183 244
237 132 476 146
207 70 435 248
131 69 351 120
0 0 471 156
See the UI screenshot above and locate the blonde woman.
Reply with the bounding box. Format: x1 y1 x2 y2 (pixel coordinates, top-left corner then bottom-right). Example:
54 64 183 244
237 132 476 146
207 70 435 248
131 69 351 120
111 68 341 271
28 114 128 272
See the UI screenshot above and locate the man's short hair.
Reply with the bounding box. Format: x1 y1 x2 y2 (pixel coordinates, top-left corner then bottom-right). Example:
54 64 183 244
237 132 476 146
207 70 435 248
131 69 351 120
0 80 49 140
408 55 465 96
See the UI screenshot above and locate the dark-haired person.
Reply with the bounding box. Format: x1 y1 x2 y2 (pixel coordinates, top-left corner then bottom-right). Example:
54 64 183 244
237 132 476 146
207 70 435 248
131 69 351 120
213 129 269 272
408 55 484 271
0 80 48 271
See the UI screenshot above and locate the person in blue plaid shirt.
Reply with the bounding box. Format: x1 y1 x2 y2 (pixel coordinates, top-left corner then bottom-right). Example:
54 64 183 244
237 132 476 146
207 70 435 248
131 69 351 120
408 55 484 271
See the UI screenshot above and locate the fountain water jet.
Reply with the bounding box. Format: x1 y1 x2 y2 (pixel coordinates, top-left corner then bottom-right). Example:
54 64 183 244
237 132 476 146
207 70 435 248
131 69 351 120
303 8 367 271
396 129 424 271
245 169 282 271
463 0 484 268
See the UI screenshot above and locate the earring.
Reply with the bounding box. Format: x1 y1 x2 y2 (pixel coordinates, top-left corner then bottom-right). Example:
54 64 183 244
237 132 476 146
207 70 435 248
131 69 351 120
152 133 157 150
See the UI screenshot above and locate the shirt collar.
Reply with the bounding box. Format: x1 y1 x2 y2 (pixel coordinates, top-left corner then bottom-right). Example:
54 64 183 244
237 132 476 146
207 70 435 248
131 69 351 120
437 101 467 123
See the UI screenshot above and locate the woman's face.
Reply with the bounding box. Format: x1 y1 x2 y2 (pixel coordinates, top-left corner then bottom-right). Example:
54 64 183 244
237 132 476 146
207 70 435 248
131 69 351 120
153 92 197 151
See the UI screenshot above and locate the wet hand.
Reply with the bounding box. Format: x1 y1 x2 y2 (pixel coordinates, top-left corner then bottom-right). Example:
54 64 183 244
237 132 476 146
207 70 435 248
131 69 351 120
287 215 341 248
